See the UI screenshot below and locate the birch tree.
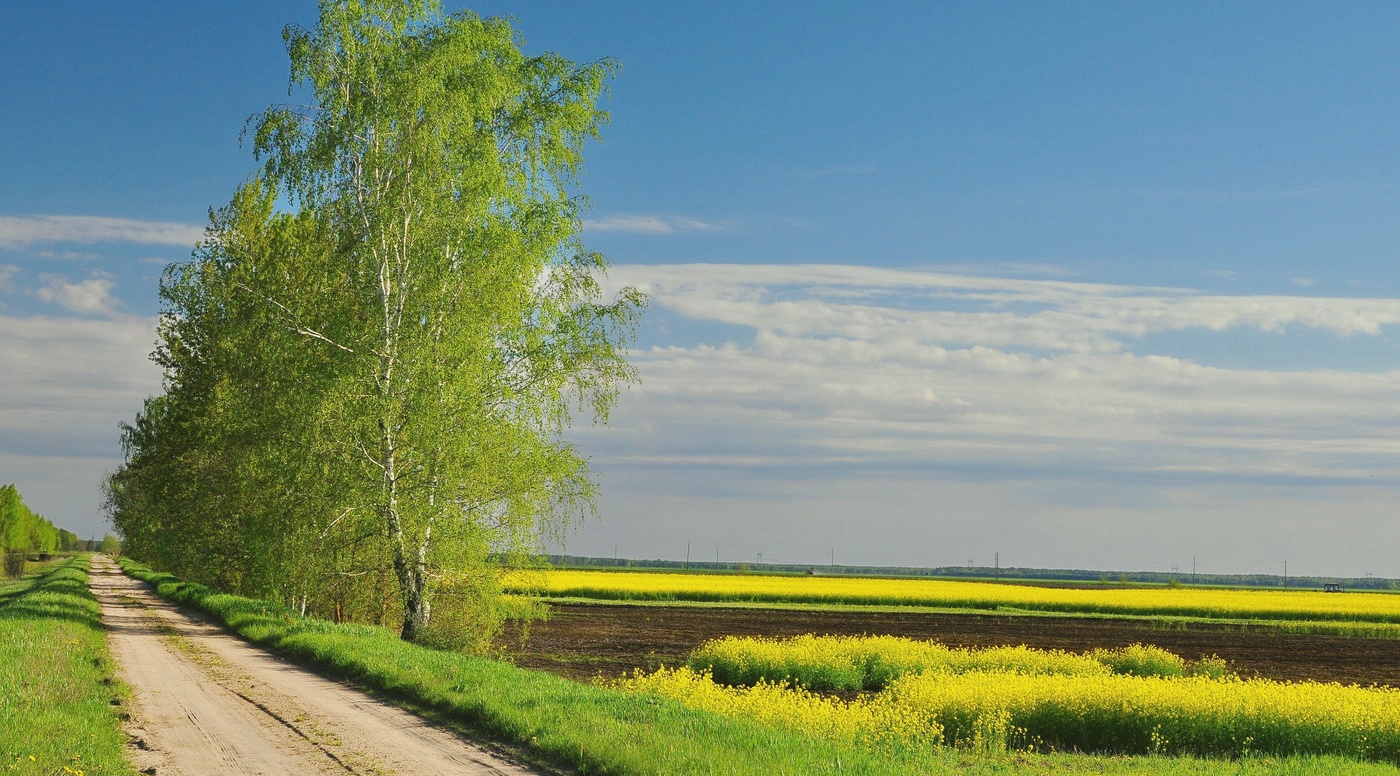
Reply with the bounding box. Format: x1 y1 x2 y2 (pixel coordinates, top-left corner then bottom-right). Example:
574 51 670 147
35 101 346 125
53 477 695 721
108 0 640 643
244 0 641 640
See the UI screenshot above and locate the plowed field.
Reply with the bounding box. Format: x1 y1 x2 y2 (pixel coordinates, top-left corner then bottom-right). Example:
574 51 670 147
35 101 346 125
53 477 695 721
504 602 1400 687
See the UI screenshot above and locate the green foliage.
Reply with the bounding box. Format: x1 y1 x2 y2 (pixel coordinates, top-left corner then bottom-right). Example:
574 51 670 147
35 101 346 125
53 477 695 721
414 572 547 656
0 557 134 774
0 484 69 572
100 534 121 555
106 0 642 645
57 528 82 552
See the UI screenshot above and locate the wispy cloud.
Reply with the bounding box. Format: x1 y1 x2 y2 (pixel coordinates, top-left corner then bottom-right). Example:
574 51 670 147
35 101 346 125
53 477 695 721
0 311 161 535
36 249 102 261
0 312 159 446
582 214 721 235
36 273 121 316
582 263 1400 487
0 215 204 249
926 261 1077 278
0 265 16 293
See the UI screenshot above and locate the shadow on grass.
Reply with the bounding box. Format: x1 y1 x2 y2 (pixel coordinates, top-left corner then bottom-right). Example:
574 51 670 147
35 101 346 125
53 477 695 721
0 561 106 632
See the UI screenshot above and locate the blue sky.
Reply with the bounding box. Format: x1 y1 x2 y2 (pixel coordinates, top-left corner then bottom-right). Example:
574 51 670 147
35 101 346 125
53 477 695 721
4 1 1400 576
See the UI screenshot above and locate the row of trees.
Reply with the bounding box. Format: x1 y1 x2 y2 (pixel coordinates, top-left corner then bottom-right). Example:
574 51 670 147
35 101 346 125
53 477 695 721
105 0 642 649
1 484 82 556
1 484 86 577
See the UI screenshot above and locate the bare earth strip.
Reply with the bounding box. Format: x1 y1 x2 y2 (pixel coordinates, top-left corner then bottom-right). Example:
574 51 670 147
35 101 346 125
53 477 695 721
89 555 540 776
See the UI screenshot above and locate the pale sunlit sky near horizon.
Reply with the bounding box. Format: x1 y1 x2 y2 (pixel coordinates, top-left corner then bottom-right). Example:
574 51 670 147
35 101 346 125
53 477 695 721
5 1 1400 576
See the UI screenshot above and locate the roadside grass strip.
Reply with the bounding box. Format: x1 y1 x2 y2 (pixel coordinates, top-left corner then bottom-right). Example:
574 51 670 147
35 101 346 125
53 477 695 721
527 569 1400 624
118 558 1400 776
626 635 1400 764
0 556 132 775
689 635 1227 692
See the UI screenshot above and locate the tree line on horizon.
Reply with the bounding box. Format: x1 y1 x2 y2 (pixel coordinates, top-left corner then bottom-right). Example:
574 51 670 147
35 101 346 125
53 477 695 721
104 0 641 650
0 484 88 577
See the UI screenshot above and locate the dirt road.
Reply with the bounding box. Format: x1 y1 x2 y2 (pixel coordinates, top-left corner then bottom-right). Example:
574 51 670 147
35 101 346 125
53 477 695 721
90 555 539 776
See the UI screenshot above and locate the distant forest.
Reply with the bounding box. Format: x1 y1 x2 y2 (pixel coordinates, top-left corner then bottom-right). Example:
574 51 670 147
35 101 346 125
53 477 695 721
548 554 1396 592
0 484 85 556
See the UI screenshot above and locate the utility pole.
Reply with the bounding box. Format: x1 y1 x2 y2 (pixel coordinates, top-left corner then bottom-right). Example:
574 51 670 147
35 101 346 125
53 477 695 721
1192 556 1196 586
831 548 835 568
686 541 690 568
1284 559 1288 590
994 552 999 581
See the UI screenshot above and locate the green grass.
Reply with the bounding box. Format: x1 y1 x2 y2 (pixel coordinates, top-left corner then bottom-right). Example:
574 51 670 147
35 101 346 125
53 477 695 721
0 556 68 605
115 558 1400 775
0 556 133 775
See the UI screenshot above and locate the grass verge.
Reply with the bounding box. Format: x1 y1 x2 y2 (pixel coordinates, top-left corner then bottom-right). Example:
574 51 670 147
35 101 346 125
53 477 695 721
117 558 1400 776
0 556 133 775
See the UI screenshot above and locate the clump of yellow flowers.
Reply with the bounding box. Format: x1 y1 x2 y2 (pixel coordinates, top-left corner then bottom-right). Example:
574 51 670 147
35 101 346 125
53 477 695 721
689 634 1207 691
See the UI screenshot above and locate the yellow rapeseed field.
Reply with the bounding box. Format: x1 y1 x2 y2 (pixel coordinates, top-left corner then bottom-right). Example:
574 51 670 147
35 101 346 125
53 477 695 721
615 666 944 752
615 636 1400 762
884 669 1400 759
528 568 1400 623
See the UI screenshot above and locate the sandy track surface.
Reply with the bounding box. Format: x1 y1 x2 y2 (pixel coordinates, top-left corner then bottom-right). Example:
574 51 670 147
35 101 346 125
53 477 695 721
90 555 540 776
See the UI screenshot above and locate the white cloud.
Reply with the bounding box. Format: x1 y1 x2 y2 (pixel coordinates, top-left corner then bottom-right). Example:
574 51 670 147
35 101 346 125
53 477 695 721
0 313 161 535
580 263 1400 486
36 249 101 260
36 273 121 316
582 214 721 234
0 215 204 248
609 263 1400 348
1291 277 1317 288
0 264 16 292
0 313 160 433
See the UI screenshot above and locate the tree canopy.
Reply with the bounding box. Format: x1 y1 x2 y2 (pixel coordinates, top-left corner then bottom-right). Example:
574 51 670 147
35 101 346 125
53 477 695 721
0 484 83 577
106 0 643 644
0 484 63 555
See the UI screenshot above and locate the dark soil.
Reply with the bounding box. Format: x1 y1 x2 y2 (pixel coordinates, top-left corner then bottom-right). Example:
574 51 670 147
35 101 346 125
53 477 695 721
500 602 1400 687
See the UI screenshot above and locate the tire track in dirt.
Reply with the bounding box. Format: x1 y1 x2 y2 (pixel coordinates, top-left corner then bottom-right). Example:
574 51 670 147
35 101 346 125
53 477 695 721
90 555 540 776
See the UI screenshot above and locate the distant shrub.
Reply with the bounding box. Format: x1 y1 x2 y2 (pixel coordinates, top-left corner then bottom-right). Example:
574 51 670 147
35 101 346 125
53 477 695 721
1187 654 1235 680
415 574 546 656
3 551 23 579
1089 644 1185 678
